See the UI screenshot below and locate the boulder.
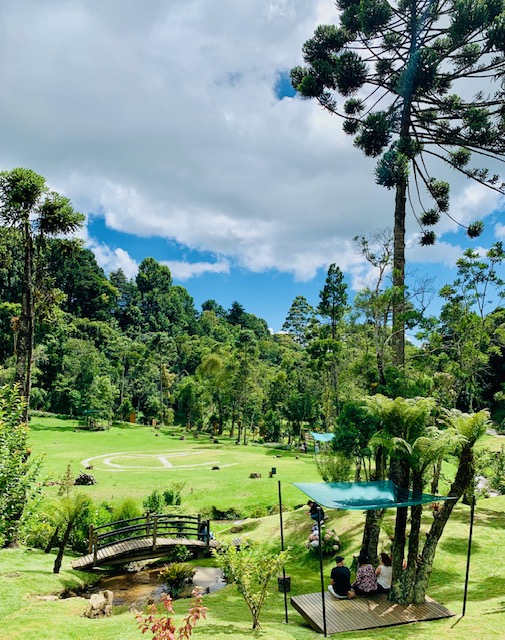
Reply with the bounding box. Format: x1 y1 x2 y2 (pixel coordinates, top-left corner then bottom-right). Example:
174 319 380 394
83 590 113 618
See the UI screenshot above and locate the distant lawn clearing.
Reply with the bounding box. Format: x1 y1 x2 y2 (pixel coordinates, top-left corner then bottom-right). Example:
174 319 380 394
82 449 238 471
27 417 320 511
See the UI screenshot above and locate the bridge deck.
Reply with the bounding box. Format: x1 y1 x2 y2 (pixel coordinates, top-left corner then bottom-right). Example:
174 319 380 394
290 592 453 635
72 536 220 570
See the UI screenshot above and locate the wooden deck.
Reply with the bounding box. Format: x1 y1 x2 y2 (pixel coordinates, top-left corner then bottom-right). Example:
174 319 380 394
72 537 220 570
290 592 454 635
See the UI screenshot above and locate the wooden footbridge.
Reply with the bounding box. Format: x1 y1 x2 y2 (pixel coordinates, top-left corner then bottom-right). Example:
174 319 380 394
72 514 219 570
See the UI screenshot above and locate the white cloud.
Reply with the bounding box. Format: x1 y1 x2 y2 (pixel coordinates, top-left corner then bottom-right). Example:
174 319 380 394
0 0 502 285
495 223 505 240
88 239 139 280
161 258 230 280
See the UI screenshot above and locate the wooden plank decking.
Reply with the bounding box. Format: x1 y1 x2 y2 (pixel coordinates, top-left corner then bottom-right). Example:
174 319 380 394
290 592 454 635
72 537 220 570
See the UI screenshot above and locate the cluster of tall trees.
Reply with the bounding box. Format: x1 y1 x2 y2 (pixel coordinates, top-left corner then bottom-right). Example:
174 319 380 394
0 177 504 436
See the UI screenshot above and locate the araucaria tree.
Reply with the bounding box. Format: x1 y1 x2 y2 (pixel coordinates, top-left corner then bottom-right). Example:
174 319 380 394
0 168 84 418
291 0 505 365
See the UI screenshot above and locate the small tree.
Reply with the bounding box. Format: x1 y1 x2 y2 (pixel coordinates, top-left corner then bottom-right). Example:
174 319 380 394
214 544 290 630
0 384 42 547
52 492 93 573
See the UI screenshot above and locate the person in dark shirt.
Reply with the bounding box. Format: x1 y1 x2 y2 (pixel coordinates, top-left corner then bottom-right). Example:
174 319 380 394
328 555 352 599
307 500 325 522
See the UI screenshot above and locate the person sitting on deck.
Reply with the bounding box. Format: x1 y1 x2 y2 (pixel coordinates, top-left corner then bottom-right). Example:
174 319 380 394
307 500 325 523
328 555 353 599
349 553 377 597
375 552 392 593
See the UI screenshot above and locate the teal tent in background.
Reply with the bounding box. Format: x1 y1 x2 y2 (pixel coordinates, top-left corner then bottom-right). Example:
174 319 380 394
309 432 335 443
293 480 456 510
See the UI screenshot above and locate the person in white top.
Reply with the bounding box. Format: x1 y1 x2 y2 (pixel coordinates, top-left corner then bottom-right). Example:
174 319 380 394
375 552 393 593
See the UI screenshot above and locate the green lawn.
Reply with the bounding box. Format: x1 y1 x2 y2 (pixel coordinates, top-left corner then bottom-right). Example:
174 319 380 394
0 417 503 639
28 417 320 514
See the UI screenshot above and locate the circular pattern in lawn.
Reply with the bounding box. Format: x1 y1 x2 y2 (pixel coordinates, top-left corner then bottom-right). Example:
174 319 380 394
81 450 237 471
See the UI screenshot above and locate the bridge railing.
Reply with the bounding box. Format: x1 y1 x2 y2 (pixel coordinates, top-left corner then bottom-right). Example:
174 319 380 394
88 514 211 566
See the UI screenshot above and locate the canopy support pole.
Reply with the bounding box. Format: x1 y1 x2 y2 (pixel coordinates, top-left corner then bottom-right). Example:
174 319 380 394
278 480 289 624
317 507 327 637
462 495 475 617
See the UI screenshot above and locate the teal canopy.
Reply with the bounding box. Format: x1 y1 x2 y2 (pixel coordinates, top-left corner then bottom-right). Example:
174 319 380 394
309 432 335 443
293 480 456 510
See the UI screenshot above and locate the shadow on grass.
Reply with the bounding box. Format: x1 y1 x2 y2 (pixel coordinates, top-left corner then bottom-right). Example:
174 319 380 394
439 536 482 555
481 600 505 616
201 624 250 635
445 506 505 530
29 422 80 433
432 566 505 604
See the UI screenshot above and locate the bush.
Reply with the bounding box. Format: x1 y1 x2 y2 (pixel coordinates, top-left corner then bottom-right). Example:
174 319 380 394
305 523 341 555
164 544 191 563
143 489 165 514
163 482 186 506
159 562 195 597
111 498 142 523
315 451 352 482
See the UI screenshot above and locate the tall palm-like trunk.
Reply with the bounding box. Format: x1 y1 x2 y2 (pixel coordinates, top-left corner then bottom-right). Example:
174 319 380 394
413 444 475 603
392 179 407 367
15 221 34 423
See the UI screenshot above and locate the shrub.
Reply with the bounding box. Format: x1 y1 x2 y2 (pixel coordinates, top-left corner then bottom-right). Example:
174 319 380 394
111 498 142 523
214 544 290 630
315 451 352 482
144 489 165 514
160 562 196 597
305 523 341 555
0 384 43 547
163 482 186 506
164 544 191 563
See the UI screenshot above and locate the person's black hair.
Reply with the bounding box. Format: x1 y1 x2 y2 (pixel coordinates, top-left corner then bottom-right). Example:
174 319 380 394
380 552 392 567
358 553 369 565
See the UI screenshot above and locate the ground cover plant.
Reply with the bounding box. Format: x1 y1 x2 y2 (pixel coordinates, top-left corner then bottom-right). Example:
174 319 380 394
0 412 504 639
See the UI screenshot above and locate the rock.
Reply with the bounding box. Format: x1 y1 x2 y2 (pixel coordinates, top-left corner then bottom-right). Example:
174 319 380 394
249 473 261 479
83 590 114 618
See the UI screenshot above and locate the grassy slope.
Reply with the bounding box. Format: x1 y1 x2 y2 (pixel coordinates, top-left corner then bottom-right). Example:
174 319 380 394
0 417 503 639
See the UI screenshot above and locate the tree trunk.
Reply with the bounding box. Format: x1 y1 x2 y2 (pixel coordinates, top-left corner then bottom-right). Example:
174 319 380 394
392 178 406 368
389 460 410 603
361 509 384 566
430 458 442 495
53 521 73 574
412 444 475 603
360 445 386 561
45 526 60 553
398 472 424 603
15 222 34 422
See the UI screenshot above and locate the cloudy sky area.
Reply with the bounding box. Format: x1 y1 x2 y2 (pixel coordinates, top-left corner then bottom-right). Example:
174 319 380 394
0 0 503 330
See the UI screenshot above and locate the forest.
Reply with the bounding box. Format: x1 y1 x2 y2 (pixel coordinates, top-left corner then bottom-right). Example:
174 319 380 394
1 218 504 439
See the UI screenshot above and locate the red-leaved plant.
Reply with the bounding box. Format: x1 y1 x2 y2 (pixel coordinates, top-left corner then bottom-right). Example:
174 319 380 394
135 588 207 640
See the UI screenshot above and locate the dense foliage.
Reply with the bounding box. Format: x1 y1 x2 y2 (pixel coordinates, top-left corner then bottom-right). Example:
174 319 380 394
0 224 504 433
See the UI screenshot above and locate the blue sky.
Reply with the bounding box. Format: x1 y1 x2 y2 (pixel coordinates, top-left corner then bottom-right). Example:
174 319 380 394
0 0 503 333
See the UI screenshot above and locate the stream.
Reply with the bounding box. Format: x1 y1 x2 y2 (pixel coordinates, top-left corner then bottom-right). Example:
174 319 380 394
87 565 226 608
